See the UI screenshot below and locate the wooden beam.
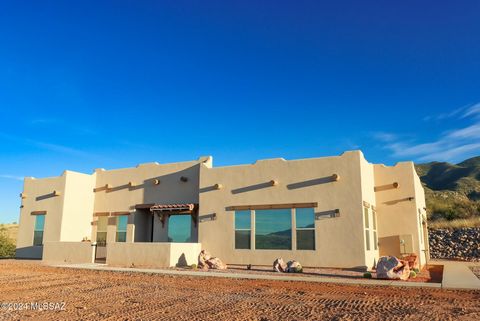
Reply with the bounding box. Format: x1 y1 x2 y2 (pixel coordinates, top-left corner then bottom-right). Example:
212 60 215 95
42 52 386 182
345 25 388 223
93 212 110 217
227 202 318 211
111 211 131 216
135 203 155 209
31 210 47 215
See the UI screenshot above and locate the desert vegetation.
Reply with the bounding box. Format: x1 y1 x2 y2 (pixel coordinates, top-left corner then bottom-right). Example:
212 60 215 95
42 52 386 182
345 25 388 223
0 224 16 258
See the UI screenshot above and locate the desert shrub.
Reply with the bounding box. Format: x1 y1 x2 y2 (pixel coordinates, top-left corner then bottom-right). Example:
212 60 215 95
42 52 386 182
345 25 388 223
363 272 372 279
0 231 15 258
294 265 303 273
191 264 197 269
413 268 420 274
409 271 417 279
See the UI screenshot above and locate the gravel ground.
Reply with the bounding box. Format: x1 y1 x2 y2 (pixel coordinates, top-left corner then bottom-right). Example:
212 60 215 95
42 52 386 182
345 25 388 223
0 260 479 320
429 228 480 262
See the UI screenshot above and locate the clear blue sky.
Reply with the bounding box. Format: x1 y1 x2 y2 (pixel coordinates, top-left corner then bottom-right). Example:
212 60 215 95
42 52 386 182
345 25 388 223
1 1 479 223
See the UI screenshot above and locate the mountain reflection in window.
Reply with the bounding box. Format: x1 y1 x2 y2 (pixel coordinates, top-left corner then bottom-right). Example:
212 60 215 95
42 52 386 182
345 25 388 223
255 209 292 250
168 215 192 243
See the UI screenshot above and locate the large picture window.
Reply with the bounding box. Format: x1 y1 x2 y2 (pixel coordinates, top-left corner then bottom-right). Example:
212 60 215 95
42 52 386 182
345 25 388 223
235 210 251 249
296 208 315 250
168 215 192 243
33 214 45 246
255 209 292 250
116 215 128 242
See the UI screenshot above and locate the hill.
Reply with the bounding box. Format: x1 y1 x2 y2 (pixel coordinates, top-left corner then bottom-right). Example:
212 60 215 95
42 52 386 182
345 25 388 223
415 156 480 224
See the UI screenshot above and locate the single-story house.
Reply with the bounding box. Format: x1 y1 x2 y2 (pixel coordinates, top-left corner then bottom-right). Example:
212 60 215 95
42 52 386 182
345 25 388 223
16 150 429 269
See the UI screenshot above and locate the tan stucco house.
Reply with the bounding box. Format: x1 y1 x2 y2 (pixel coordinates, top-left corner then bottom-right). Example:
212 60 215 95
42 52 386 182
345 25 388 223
16 151 429 270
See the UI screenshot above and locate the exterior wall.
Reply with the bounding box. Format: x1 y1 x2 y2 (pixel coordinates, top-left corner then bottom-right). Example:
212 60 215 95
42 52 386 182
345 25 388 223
198 151 368 269
60 171 96 242
43 241 95 264
106 242 201 267
373 162 427 267
359 156 380 269
16 174 67 259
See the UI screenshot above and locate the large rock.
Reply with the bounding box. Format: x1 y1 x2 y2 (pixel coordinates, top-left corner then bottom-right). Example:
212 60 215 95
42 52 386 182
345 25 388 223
273 258 287 272
286 260 303 273
376 256 410 280
402 253 419 270
198 250 227 270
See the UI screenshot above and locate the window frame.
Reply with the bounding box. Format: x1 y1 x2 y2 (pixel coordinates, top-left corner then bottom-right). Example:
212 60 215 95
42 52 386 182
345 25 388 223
295 208 316 251
115 215 128 243
234 210 251 249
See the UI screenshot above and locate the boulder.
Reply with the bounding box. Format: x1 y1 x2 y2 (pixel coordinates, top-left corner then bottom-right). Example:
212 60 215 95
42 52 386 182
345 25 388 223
273 258 287 272
286 260 303 273
376 256 410 280
402 253 419 270
198 250 227 270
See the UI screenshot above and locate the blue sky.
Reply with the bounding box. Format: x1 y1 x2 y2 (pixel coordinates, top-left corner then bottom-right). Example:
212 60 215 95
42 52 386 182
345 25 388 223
0 1 479 223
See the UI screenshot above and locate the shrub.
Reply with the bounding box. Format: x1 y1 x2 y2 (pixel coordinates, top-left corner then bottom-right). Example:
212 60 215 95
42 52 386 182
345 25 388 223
191 264 197 269
0 232 15 258
363 272 372 279
409 271 417 279
294 265 303 273
413 268 420 274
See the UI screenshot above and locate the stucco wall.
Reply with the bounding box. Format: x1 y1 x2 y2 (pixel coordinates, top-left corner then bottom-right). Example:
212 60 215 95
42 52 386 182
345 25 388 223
107 242 201 267
373 162 426 266
42 241 94 264
198 151 368 268
16 174 67 259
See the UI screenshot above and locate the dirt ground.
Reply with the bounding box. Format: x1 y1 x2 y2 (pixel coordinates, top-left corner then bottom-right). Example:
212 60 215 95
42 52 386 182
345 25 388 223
0 260 479 321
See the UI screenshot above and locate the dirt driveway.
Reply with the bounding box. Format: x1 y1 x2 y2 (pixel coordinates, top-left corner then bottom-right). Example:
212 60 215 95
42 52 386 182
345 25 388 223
0 260 479 320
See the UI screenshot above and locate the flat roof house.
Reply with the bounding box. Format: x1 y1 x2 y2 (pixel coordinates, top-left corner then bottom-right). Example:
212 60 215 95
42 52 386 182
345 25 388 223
16 151 429 270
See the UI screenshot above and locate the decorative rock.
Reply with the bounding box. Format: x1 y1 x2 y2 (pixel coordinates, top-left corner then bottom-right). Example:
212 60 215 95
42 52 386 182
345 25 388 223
273 258 287 272
286 260 303 273
198 250 227 270
376 256 410 280
429 228 480 262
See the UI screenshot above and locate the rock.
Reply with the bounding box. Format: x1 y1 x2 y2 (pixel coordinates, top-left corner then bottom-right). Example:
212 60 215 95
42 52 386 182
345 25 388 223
198 250 227 270
376 256 410 280
286 260 303 273
273 258 287 272
429 228 480 262
402 253 419 270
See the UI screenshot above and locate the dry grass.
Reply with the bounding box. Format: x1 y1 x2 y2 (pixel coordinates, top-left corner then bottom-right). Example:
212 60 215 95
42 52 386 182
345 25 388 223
0 223 18 242
428 217 480 229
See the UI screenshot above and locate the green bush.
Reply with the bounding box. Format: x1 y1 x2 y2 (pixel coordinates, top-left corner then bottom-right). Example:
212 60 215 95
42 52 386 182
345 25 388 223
0 231 15 258
191 264 197 269
413 268 420 274
409 271 417 279
363 272 372 279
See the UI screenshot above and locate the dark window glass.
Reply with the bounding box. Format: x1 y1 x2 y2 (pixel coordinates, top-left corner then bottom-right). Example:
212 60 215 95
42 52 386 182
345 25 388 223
255 209 292 250
168 215 192 243
297 230 315 250
235 230 251 249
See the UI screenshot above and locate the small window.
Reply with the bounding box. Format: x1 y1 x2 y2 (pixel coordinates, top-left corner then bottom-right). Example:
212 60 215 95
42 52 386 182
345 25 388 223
168 215 192 242
235 210 251 249
33 214 45 246
373 231 378 250
255 209 292 250
296 208 315 250
365 230 371 251
364 207 369 228
372 210 377 230
116 215 128 242
96 216 108 245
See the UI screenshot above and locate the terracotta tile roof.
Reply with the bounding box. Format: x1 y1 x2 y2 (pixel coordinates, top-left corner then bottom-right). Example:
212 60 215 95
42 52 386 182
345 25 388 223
150 203 195 212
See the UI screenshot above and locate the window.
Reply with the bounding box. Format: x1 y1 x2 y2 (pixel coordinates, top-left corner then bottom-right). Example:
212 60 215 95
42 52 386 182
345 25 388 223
96 216 108 245
116 215 128 242
168 215 192 243
296 208 315 250
372 210 378 250
255 209 292 250
364 207 371 251
418 212 424 245
33 215 45 246
235 210 251 249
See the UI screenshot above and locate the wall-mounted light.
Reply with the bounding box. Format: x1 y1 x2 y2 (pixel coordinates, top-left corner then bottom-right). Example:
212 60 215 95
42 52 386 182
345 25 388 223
270 180 279 186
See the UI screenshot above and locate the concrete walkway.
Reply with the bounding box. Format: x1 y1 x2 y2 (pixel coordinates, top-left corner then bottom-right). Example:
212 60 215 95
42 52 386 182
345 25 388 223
51 262 447 289
432 260 480 290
